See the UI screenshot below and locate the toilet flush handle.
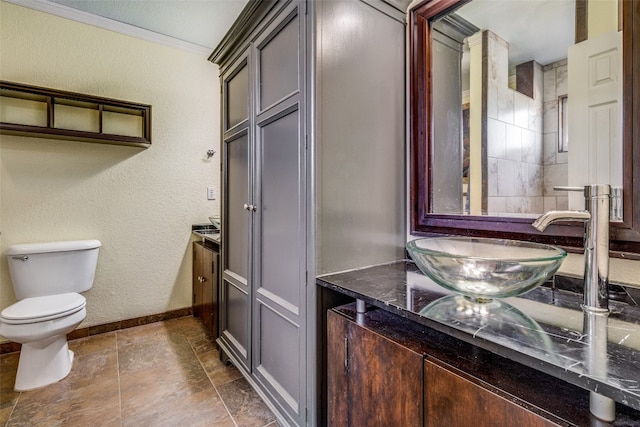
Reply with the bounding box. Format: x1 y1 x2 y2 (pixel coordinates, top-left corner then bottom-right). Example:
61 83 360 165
11 256 28 261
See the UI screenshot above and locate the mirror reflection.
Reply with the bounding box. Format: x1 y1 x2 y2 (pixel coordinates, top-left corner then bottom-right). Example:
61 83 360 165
419 295 556 357
431 0 623 218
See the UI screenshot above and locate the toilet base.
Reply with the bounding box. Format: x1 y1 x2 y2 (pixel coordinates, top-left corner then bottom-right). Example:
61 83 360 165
14 335 74 391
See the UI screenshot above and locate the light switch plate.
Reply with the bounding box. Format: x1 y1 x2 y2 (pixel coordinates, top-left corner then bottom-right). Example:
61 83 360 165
207 186 216 200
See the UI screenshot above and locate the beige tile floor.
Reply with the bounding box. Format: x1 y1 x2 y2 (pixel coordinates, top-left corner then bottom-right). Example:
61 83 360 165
0 317 277 427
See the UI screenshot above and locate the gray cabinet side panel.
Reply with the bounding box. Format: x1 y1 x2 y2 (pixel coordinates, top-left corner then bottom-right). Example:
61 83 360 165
317 0 407 274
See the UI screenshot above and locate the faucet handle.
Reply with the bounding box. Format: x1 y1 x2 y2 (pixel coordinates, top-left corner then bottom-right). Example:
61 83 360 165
554 185 611 195
611 186 623 221
553 186 585 192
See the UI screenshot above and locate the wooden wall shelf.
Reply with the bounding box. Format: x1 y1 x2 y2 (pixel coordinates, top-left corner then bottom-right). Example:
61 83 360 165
0 81 151 148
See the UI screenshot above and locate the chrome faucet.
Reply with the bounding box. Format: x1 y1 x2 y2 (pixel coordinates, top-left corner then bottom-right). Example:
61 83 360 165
533 185 616 422
532 185 611 312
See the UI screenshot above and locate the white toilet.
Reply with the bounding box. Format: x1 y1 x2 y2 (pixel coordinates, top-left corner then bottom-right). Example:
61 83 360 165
0 240 101 391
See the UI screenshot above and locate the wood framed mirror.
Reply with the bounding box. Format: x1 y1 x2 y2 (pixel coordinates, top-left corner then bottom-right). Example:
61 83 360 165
409 0 640 255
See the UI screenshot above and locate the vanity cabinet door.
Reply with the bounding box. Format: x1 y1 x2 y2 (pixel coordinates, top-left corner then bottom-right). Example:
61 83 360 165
193 242 205 319
202 247 218 337
327 309 423 427
424 359 559 427
193 242 218 337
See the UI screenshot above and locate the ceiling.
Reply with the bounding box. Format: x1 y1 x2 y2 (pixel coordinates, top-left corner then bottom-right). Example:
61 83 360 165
455 0 575 67
8 0 573 64
29 0 251 53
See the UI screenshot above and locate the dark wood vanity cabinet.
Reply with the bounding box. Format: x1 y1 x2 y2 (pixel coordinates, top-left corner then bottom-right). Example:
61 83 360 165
193 241 218 337
424 360 557 427
327 306 583 427
327 309 423 427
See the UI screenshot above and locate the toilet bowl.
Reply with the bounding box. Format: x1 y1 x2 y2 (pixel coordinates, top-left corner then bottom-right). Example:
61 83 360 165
0 294 87 391
0 240 100 391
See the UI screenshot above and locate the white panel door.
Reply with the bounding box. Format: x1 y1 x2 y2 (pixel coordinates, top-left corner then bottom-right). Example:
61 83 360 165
567 30 622 210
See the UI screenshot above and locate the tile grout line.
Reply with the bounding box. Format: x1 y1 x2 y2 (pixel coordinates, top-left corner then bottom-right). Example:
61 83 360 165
199 354 239 427
187 335 239 427
115 331 124 427
4 389 21 427
196 345 239 427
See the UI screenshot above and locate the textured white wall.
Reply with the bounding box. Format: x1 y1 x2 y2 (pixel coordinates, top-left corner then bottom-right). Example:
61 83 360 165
0 2 220 340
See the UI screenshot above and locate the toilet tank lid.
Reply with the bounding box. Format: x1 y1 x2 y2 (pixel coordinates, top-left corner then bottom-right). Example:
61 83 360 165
7 240 102 255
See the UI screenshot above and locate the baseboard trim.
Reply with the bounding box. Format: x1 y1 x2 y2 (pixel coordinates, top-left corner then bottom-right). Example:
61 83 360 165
0 307 194 355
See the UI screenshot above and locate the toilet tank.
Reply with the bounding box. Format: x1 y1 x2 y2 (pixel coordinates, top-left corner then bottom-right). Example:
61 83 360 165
7 240 101 299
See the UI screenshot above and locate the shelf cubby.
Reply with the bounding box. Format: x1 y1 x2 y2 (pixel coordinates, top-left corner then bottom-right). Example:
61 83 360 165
0 81 151 147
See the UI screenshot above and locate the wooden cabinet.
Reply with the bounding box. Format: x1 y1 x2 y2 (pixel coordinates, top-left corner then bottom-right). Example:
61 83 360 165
213 0 407 423
327 306 584 427
214 2 308 425
193 241 218 337
424 360 557 427
327 309 423 427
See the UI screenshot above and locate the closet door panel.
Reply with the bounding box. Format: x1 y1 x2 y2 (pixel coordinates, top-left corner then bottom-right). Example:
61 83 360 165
252 3 306 425
253 103 305 426
258 10 299 111
226 61 249 130
220 50 252 372
221 129 251 368
259 108 302 306
226 132 250 278
256 303 301 402
223 280 249 359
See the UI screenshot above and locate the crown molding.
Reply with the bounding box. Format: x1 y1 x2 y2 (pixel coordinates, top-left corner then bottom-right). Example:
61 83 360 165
4 0 213 56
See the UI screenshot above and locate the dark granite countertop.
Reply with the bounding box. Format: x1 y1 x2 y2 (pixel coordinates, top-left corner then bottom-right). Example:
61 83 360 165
317 261 640 412
191 224 220 244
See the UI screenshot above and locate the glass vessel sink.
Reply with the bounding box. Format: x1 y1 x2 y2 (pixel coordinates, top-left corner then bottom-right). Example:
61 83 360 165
209 215 221 229
406 237 567 302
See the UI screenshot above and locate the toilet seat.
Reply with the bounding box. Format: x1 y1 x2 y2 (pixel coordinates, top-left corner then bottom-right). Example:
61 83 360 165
0 293 86 325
